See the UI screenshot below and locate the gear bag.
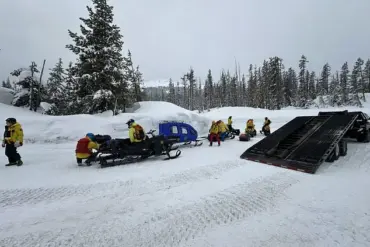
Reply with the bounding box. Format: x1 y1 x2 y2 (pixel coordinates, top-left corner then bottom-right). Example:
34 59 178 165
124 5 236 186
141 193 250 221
133 124 145 140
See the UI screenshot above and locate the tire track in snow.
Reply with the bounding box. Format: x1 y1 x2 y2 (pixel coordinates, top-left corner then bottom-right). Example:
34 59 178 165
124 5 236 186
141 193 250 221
0 172 300 247
0 160 248 208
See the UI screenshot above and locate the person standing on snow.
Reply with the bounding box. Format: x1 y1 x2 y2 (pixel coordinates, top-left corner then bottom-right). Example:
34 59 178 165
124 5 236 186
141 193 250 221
2 118 23 166
75 133 100 166
209 121 220 146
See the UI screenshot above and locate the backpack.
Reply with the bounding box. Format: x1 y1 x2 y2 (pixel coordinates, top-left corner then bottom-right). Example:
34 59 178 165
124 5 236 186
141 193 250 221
133 124 145 140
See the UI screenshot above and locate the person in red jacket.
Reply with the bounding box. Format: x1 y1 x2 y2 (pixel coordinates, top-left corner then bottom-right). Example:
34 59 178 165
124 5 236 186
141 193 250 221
75 133 100 166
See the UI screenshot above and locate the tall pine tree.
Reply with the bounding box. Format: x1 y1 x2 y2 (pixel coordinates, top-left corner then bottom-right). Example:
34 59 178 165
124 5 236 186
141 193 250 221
66 0 126 114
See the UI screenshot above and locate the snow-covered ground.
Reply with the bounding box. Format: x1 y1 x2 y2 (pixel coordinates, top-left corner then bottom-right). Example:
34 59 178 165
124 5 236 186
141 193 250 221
1 100 370 246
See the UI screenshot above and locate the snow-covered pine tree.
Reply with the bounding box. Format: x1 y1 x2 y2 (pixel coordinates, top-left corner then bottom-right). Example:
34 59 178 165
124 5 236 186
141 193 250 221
297 55 309 108
246 64 257 107
328 72 340 106
282 68 297 107
45 58 66 115
10 62 43 111
124 50 144 104
349 58 363 106
240 74 247 106
317 63 331 106
339 62 350 105
268 56 283 110
167 78 176 104
2 78 12 89
259 60 270 109
187 68 196 110
308 71 316 100
181 75 188 109
66 0 126 114
219 71 227 107
229 74 238 106
364 59 370 93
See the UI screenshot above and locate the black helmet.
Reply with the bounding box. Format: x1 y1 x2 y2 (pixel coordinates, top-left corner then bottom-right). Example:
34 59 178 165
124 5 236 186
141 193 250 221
5 118 16 124
126 119 134 126
229 116 232 119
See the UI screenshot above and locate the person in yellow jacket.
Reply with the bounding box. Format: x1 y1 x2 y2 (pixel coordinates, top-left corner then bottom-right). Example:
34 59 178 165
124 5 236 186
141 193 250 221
75 133 100 166
126 119 146 143
245 119 257 137
217 120 229 141
2 118 23 166
208 121 220 146
227 116 233 131
261 117 271 135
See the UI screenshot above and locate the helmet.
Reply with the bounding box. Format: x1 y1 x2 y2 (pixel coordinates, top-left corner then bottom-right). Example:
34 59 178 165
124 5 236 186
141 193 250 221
126 119 134 126
86 133 95 140
265 117 268 120
212 120 216 124
229 116 232 119
5 118 16 124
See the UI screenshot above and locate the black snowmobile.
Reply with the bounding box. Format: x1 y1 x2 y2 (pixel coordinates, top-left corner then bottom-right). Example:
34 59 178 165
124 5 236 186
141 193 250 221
96 130 181 168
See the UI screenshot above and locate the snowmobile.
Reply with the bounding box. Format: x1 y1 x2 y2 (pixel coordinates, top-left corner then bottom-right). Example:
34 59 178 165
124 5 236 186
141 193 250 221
96 130 181 168
159 121 203 147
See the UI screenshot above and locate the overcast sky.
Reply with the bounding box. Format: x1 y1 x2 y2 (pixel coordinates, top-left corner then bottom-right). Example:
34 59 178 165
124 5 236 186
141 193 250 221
1 0 370 83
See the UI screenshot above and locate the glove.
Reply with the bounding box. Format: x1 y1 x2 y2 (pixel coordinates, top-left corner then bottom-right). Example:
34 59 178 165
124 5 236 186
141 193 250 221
1 142 5 148
14 141 21 147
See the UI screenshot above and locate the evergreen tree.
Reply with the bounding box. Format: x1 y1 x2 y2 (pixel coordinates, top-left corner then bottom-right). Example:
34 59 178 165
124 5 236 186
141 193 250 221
349 58 363 106
328 72 340 107
66 0 127 114
297 55 309 107
268 56 283 110
2 77 12 89
364 59 370 93
339 62 350 105
246 64 257 107
203 69 214 109
167 78 176 104
308 71 316 100
46 58 65 104
10 62 43 111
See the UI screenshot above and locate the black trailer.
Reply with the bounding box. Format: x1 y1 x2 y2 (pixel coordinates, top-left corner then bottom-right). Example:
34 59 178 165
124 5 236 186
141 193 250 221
240 111 369 174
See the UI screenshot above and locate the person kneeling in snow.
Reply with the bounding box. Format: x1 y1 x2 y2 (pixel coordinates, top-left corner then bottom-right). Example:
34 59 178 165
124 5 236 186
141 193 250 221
217 120 228 141
209 121 220 146
126 119 146 144
2 118 23 166
75 133 100 166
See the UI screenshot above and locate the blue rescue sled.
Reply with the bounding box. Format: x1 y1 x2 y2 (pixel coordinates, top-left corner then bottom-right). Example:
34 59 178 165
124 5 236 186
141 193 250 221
159 121 203 146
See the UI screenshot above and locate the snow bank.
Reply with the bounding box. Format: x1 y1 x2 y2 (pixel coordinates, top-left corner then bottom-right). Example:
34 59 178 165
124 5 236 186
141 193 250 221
202 102 370 131
0 101 211 143
0 87 14 105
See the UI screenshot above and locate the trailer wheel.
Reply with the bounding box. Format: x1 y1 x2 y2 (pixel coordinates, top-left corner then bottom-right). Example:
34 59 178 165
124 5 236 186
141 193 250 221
326 143 340 162
339 139 347 156
356 130 369 142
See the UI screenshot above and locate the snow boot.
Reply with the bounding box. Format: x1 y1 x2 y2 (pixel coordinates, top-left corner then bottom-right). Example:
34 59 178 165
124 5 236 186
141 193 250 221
16 160 23 166
5 162 17 166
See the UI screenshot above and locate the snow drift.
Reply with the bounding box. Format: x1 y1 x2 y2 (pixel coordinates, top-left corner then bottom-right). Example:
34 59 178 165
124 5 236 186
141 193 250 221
0 101 211 143
0 87 15 105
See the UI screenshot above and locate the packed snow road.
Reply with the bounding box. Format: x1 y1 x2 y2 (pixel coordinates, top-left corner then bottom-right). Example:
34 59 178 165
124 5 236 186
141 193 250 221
1 137 370 246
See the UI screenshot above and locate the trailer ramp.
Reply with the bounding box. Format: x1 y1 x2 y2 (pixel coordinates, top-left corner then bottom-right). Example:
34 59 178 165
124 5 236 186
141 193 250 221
240 114 358 174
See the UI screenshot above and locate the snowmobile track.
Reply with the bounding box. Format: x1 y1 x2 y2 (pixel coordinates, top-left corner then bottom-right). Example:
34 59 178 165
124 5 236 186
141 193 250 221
0 172 300 247
0 160 248 208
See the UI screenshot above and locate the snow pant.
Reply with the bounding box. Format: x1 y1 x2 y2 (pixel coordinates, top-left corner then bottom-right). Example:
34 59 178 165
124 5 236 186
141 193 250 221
209 133 220 145
219 132 227 141
76 152 98 164
5 143 21 163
